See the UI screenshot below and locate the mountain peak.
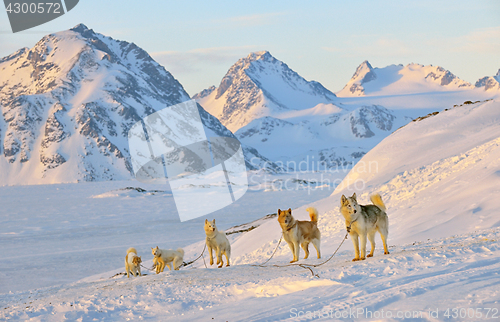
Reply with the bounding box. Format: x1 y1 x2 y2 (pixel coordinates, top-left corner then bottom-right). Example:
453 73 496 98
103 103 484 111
361 60 373 69
246 50 273 62
70 23 94 36
196 51 337 132
496 69 500 78
71 23 89 31
352 60 376 84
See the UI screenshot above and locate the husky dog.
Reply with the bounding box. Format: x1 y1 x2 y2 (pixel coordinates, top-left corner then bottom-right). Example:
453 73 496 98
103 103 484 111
340 193 390 261
125 247 142 278
151 246 184 273
204 219 231 268
277 207 321 263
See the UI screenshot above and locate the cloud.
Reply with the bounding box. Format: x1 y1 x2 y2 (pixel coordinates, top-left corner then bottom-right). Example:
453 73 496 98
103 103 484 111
214 12 288 28
323 36 416 58
430 26 500 54
151 46 260 74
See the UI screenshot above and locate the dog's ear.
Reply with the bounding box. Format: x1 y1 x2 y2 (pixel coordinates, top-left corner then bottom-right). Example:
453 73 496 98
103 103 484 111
278 209 281 215
288 208 291 214
341 195 347 205
205 219 208 224
351 192 357 201
212 219 216 224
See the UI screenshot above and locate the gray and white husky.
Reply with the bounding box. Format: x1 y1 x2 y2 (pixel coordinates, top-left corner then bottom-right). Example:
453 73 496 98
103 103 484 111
340 193 389 261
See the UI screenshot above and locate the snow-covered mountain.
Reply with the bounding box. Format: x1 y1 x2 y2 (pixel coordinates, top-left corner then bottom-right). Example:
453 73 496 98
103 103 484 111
0 24 277 186
337 60 473 96
475 69 500 92
194 51 338 132
235 104 412 168
195 52 417 169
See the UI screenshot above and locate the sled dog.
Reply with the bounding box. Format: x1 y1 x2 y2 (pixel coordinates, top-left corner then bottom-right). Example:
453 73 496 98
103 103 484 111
340 193 390 261
125 247 142 278
151 246 184 273
204 219 231 268
277 207 321 263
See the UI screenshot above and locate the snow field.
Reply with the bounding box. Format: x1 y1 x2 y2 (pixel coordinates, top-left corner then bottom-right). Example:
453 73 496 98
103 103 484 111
1 228 498 321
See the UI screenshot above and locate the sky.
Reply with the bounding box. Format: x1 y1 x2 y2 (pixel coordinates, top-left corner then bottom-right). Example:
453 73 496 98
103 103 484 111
0 1 499 96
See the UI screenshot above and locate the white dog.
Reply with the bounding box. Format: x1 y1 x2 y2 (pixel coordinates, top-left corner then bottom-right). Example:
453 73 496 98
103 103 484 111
151 246 184 273
125 247 142 278
204 219 231 268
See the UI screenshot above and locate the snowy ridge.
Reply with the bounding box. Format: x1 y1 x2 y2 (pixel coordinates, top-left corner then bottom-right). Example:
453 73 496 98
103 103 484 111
337 61 473 97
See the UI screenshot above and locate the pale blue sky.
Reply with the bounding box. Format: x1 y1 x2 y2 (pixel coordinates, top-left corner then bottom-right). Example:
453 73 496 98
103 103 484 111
1 1 499 96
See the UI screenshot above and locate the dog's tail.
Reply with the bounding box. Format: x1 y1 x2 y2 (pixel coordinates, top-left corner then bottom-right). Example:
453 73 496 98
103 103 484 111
370 193 386 212
126 247 138 255
177 248 185 257
306 207 318 223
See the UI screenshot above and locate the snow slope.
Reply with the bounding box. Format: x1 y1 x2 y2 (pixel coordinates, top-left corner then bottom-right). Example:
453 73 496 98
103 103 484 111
225 99 500 266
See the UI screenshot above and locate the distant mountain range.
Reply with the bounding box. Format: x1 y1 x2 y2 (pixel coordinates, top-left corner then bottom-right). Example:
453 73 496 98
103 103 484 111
194 54 498 169
0 24 278 185
336 60 500 97
1 24 498 185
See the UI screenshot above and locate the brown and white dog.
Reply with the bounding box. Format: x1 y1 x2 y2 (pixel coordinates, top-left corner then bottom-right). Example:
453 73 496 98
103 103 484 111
277 207 321 263
125 247 142 278
151 246 184 273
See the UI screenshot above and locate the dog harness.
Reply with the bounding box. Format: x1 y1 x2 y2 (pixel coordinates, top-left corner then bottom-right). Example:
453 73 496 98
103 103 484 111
346 218 358 233
286 222 297 232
